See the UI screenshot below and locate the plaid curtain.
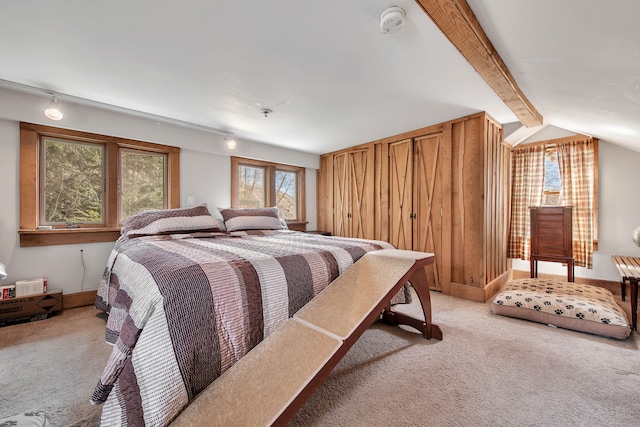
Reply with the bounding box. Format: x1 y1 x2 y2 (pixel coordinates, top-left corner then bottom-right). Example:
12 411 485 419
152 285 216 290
557 137 595 268
508 144 545 260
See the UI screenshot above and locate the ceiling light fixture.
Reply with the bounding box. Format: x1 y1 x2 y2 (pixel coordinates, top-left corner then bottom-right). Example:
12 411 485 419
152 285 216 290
260 108 273 118
380 6 406 34
44 95 63 120
0 79 234 137
224 133 237 150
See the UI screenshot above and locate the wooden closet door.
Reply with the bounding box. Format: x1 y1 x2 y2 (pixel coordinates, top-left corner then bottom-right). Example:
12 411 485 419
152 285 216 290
333 152 349 237
414 134 444 290
316 155 333 235
333 148 373 238
389 139 413 250
348 148 373 239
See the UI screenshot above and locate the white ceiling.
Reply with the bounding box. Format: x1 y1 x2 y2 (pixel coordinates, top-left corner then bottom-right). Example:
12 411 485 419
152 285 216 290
1 0 639 154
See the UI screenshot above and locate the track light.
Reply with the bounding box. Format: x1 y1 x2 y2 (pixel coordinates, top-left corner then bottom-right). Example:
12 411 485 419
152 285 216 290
44 95 63 120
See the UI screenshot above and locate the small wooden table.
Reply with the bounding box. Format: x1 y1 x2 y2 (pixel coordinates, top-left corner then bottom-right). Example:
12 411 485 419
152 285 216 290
611 255 640 331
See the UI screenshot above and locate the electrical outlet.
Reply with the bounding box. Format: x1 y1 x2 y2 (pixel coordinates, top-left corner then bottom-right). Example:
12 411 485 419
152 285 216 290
187 196 195 207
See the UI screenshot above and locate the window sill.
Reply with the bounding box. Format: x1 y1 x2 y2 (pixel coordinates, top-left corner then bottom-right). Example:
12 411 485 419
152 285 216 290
19 227 122 247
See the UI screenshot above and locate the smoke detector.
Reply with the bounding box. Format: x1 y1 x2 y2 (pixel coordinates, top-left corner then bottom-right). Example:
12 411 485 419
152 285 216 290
380 6 406 34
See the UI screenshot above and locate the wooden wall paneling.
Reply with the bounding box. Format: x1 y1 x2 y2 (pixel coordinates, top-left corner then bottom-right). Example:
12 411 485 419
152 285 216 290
490 124 500 280
316 111 508 302
389 139 413 250
501 142 512 275
450 121 465 286
463 117 486 289
485 117 494 282
484 117 509 284
414 134 444 290
440 124 453 294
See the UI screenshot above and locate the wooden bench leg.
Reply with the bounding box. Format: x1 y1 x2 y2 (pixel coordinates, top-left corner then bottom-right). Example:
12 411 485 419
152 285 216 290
382 267 443 340
568 259 574 282
621 280 626 302
631 279 638 331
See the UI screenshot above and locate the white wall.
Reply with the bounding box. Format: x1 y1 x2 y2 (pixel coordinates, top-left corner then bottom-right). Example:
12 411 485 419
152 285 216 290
511 129 640 281
0 87 319 294
3 86 638 294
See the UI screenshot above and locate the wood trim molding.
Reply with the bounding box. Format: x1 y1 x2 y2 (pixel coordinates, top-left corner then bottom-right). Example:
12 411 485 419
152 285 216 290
415 0 543 127
63 289 99 309
19 228 121 247
19 122 180 246
230 156 307 223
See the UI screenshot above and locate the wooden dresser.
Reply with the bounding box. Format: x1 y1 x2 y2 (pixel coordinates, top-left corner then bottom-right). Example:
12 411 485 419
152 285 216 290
529 206 574 282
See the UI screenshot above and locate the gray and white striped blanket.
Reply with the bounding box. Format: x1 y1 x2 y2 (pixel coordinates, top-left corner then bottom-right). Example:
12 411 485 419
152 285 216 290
92 230 402 426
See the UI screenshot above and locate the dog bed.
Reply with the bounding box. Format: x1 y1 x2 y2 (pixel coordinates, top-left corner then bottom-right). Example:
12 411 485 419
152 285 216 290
491 279 631 339
0 411 48 427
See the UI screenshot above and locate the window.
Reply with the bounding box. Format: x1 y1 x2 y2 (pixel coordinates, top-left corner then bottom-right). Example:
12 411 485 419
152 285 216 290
543 146 561 205
275 169 297 220
20 122 180 246
238 164 266 208
508 135 598 267
231 156 305 225
41 138 105 225
120 149 167 219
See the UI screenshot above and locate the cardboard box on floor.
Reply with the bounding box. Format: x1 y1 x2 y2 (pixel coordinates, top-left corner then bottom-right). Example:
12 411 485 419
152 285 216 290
0 291 63 321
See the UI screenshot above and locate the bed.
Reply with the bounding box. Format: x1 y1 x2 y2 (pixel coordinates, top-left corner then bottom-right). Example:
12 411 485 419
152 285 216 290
91 206 409 426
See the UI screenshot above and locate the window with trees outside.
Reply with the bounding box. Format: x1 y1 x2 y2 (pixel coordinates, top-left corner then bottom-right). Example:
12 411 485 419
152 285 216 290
19 122 180 246
231 156 306 228
543 146 561 205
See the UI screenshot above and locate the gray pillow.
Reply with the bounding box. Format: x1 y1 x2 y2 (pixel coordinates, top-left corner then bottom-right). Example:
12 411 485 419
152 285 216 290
218 207 283 232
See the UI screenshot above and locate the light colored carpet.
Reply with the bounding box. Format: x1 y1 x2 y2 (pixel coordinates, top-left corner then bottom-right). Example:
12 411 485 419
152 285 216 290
0 306 112 427
1 290 638 427
290 290 640 426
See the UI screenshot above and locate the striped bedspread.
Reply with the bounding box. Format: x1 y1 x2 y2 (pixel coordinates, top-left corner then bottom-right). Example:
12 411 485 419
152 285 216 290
91 230 401 426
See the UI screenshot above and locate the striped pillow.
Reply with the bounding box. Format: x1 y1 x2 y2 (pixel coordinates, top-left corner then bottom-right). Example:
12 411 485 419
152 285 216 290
122 205 222 237
218 207 283 232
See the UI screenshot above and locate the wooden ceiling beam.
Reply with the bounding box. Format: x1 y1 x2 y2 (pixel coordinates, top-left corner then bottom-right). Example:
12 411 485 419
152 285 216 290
415 0 543 127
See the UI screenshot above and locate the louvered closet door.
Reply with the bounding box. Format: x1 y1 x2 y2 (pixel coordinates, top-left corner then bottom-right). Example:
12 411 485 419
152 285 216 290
414 134 444 290
389 139 414 250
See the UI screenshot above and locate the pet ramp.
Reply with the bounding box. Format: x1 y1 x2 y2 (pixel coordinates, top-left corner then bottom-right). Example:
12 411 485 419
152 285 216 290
171 249 442 427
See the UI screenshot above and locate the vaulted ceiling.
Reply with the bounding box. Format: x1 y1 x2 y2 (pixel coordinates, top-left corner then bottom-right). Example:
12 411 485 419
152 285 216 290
1 0 639 154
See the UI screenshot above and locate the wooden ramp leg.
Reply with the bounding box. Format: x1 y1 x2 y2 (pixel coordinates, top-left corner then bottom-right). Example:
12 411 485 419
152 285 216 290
382 266 443 340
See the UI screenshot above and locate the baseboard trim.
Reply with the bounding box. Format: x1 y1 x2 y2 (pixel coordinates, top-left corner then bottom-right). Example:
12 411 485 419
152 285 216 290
447 281 485 303
63 290 97 309
484 272 510 302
